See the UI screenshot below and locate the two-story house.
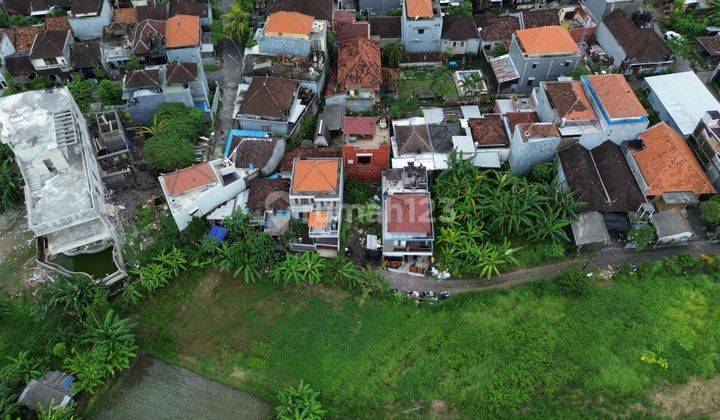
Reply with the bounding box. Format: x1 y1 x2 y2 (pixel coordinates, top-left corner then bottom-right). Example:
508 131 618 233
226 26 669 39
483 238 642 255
505 26 580 93
289 157 344 256
401 0 443 53
0 26 43 84
327 37 382 112
381 164 434 272
690 111 720 193
264 0 333 22
29 30 73 79
253 12 327 58
165 14 204 63
440 14 480 55
132 19 167 61
234 76 312 135
342 115 391 183
169 0 213 29
68 0 113 40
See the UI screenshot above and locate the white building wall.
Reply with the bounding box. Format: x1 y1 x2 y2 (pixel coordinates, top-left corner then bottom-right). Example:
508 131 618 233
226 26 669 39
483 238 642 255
68 0 113 40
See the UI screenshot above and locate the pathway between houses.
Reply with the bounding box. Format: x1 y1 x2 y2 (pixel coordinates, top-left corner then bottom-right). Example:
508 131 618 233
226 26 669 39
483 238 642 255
384 241 720 294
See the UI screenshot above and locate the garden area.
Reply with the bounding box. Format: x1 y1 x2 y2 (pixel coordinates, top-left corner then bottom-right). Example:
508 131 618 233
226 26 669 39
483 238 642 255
395 68 460 101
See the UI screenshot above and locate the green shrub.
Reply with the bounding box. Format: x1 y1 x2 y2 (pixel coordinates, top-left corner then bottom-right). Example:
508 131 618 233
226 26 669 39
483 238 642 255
31 275 107 320
143 135 196 172
275 380 326 420
97 80 122 106
663 252 701 276
67 76 94 114
699 196 720 226
552 268 589 297
628 224 656 250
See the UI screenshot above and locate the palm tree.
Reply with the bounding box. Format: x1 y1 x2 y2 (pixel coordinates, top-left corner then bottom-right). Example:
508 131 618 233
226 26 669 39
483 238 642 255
458 73 485 97
382 41 407 68
273 253 326 285
222 1 253 44
137 115 169 138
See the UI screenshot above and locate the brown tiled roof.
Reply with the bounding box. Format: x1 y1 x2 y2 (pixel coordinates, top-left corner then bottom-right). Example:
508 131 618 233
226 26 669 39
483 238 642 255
264 11 314 36
584 74 646 120
333 10 355 25
169 0 209 19
71 0 102 15
544 81 595 121
382 67 399 86
137 5 168 21
386 193 432 234
44 16 70 31
1 26 43 52
406 0 433 18
247 178 290 210
369 16 401 38
337 38 381 92
30 30 68 60
124 68 162 89
515 26 579 56
239 76 298 120
474 13 519 41
698 36 720 56
265 0 332 22
335 21 370 43
166 62 198 84
69 42 101 69
395 124 432 154
602 10 672 63
161 162 218 196
3 0 31 15
522 9 559 28
517 122 559 139
114 7 138 24
280 147 342 171
558 141 645 213
468 114 508 146
166 14 200 48
132 19 166 55
230 138 278 169
506 111 538 133
4 54 34 76
442 15 478 41
633 123 715 196
343 116 376 136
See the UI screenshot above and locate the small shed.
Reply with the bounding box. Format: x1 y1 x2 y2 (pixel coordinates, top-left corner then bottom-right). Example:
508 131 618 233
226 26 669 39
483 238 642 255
18 371 76 412
650 209 694 244
571 212 611 250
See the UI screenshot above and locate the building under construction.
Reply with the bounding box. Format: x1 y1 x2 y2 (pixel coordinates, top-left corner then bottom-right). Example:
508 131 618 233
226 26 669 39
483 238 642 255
88 110 135 188
0 88 127 284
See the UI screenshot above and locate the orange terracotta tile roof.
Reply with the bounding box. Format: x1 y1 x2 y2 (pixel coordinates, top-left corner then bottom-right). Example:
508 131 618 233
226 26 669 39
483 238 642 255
544 81 595 122
166 14 200 48
292 159 340 193
264 11 314 37
406 0 434 18
515 26 579 56
161 162 218 196
337 38 382 92
114 7 138 24
308 210 329 228
584 74 647 120
2 26 43 52
633 123 715 196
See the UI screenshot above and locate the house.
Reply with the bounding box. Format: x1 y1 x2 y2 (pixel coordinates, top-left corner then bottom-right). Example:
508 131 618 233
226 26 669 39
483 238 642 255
467 113 511 166
289 157 344 255
596 10 673 75
169 0 213 29
69 41 102 77
506 110 561 174
342 115 391 183
0 26 43 83
381 164 434 270
44 16 72 32
441 15 480 55
68 0 113 40
328 37 382 112
159 158 258 230
240 53 326 94
3 0 70 17
625 122 716 204
18 371 76 412
0 88 126 284
643 71 720 138
279 146 342 178
584 0 642 23
474 13 520 52
689 111 720 192
332 11 370 44
369 16 401 46
557 141 646 214
264 0 333 22
557 5 597 43
29 30 72 79
234 76 311 135
132 19 167 60
123 63 212 125
245 177 291 235
360 0 402 15
650 208 694 244
165 14 203 63
505 26 580 93
227 136 286 176
401 0 443 53
253 12 327 58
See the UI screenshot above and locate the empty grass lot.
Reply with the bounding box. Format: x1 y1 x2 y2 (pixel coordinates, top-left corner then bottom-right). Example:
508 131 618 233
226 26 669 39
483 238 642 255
133 261 720 418
396 69 459 101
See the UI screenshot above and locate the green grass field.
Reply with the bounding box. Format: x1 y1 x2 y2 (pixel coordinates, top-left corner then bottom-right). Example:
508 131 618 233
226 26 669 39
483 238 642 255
133 261 720 418
396 69 459 101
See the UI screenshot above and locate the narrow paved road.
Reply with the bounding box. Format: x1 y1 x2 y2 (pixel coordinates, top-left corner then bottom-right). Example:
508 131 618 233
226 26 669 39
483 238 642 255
385 241 720 294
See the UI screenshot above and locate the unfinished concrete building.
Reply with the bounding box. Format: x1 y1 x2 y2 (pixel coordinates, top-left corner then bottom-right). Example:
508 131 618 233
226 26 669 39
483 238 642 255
0 88 127 284
89 110 135 188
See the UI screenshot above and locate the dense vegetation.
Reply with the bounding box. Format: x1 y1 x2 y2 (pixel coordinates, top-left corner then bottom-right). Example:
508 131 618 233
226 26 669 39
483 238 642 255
433 155 581 278
142 103 210 171
0 144 21 214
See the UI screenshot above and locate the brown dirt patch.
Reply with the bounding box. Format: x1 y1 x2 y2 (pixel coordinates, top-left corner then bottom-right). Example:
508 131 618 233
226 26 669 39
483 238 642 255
653 375 720 418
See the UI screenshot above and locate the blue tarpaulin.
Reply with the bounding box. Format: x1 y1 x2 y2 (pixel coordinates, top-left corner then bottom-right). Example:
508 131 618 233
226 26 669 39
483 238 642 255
208 226 229 243
224 129 271 156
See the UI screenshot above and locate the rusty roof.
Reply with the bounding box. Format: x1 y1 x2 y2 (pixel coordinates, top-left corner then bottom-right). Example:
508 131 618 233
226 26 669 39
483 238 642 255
343 116 376 136
522 9 559 28
265 0 332 21
474 13 520 41
291 158 340 194
406 0 434 18
334 20 370 43
698 36 720 56
124 68 162 89
44 16 71 31
337 38 382 92
468 114 508 146
370 16 401 38
1 26 43 52
506 111 538 133
132 19 166 55
264 11 314 37
583 74 646 120
114 7 138 24
442 15 478 41
166 14 200 48
161 162 218 196
515 26 579 56
166 62 198 84
633 123 715 196
544 81 596 122
247 178 290 210
240 76 298 120
517 122 559 139
280 147 342 171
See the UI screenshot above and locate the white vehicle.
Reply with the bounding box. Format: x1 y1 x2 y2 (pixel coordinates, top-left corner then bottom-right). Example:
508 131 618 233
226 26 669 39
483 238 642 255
664 31 682 40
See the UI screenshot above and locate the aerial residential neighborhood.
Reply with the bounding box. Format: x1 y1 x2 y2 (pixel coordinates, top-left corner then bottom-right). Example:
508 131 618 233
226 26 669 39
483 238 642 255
2 0 720 417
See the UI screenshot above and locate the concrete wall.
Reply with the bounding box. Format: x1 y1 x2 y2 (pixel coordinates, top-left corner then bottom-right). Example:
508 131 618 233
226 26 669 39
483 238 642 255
343 144 391 183
238 117 290 135
441 38 480 55
360 0 402 14
623 146 649 195
0 34 16 61
257 33 310 57
646 90 683 135
170 176 249 230
595 22 626 68
509 37 580 93
401 5 443 53
127 90 194 126
69 0 113 40
584 0 643 23
167 46 202 63
508 128 561 175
